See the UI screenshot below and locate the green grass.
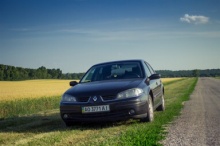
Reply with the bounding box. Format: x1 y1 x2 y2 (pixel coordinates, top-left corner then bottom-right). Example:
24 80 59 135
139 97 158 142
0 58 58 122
0 78 198 146
0 96 60 119
87 78 198 146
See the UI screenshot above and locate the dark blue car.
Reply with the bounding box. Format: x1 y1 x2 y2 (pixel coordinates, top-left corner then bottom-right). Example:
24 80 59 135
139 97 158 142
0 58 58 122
60 59 165 126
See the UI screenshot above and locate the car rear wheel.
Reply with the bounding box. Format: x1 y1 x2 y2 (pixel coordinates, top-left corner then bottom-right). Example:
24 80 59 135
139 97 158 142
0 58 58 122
141 96 154 122
157 94 165 111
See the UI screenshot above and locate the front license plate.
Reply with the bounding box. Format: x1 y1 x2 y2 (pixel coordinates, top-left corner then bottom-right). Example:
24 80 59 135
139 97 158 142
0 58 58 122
82 105 110 113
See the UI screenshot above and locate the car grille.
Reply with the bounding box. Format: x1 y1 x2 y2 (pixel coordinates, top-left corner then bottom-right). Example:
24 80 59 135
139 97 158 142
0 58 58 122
77 97 90 102
76 95 117 102
101 95 117 101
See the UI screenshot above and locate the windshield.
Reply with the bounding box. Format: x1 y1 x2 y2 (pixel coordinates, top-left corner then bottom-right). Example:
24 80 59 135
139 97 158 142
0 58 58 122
81 62 143 83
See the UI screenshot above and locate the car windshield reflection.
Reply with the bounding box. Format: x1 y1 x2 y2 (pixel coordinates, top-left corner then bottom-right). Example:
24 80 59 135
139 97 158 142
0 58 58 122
81 62 143 83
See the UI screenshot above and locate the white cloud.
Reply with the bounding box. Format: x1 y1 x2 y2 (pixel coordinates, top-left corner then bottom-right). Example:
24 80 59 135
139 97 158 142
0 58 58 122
180 14 209 24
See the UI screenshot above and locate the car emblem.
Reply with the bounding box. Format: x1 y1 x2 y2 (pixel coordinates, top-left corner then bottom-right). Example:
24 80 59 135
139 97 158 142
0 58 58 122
93 96 98 101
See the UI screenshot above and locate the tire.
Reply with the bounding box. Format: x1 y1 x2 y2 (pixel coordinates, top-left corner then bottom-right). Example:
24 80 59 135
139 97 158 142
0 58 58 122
141 96 154 122
157 94 165 111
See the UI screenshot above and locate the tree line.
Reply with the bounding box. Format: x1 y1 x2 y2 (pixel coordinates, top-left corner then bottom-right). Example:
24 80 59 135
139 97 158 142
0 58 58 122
157 69 220 78
0 64 219 81
0 64 84 81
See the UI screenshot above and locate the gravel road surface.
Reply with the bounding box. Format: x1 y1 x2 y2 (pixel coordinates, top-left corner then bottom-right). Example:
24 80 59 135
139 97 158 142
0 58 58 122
161 78 220 146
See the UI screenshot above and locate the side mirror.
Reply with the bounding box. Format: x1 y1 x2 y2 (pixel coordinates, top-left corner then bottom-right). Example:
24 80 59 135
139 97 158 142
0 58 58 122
70 81 78 86
149 74 161 80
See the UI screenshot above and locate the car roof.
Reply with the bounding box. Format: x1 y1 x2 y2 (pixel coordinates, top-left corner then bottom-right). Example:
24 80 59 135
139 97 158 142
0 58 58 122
93 59 145 66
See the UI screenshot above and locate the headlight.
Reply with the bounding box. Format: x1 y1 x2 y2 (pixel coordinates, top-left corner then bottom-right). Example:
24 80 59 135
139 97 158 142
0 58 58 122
61 94 77 102
117 88 143 99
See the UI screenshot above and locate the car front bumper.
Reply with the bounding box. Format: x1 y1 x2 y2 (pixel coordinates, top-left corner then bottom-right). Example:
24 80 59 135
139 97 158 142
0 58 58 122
60 96 149 122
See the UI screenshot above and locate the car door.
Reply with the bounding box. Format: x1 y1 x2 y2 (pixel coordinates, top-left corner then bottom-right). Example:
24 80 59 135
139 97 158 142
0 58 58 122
144 62 162 107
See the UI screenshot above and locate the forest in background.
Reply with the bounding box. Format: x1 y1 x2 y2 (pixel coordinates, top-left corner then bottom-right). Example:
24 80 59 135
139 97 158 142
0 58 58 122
0 64 220 81
0 64 84 81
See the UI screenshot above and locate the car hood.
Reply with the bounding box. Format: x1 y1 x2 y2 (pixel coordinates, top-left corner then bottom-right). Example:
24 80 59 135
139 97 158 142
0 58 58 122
65 79 143 97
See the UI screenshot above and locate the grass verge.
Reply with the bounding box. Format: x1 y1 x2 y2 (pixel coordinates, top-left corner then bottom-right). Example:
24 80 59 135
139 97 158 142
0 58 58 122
0 96 60 119
95 78 198 146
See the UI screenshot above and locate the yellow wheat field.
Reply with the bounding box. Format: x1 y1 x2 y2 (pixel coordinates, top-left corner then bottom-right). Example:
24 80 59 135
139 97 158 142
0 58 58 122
161 78 182 83
0 80 78 101
0 78 181 101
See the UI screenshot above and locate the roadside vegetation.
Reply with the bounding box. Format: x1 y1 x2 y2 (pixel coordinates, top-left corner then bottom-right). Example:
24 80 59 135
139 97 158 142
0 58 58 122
0 78 197 145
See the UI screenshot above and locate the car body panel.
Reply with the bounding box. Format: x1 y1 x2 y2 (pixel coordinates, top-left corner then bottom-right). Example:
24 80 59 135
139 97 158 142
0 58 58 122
65 79 143 98
60 95 149 122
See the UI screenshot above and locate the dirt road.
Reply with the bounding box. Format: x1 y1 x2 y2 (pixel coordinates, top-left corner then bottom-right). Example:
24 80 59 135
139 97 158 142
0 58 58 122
161 78 220 146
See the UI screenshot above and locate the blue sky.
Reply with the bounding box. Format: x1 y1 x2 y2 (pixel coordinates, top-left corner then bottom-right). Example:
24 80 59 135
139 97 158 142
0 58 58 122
0 0 220 73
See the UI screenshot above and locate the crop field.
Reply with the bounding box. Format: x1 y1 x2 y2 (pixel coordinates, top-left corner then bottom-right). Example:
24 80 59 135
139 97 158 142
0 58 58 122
0 80 77 101
0 78 197 145
0 78 183 119
0 78 179 101
161 77 182 83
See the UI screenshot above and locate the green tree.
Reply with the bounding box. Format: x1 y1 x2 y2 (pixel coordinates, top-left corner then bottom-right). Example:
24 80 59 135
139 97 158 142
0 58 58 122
10 66 19 80
28 69 37 79
4 66 11 80
192 69 200 77
0 65 4 80
36 66 48 79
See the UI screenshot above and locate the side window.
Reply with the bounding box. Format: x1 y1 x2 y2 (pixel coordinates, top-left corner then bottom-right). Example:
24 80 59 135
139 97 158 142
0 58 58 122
146 62 155 74
143 63 152 77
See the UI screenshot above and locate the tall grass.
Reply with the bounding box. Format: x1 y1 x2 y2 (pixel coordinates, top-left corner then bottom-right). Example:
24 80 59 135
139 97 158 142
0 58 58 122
0 96 60 119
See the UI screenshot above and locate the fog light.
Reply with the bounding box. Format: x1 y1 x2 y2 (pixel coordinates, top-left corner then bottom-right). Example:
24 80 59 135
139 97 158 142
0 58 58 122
129 109 135 115
63 114 68 119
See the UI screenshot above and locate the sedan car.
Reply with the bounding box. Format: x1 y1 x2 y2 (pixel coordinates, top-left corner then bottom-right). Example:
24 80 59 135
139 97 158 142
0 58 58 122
60 59 165 126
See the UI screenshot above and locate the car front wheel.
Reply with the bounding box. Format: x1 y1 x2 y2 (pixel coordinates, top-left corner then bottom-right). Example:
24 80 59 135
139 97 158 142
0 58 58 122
141 96 154 122
157 94 165 111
